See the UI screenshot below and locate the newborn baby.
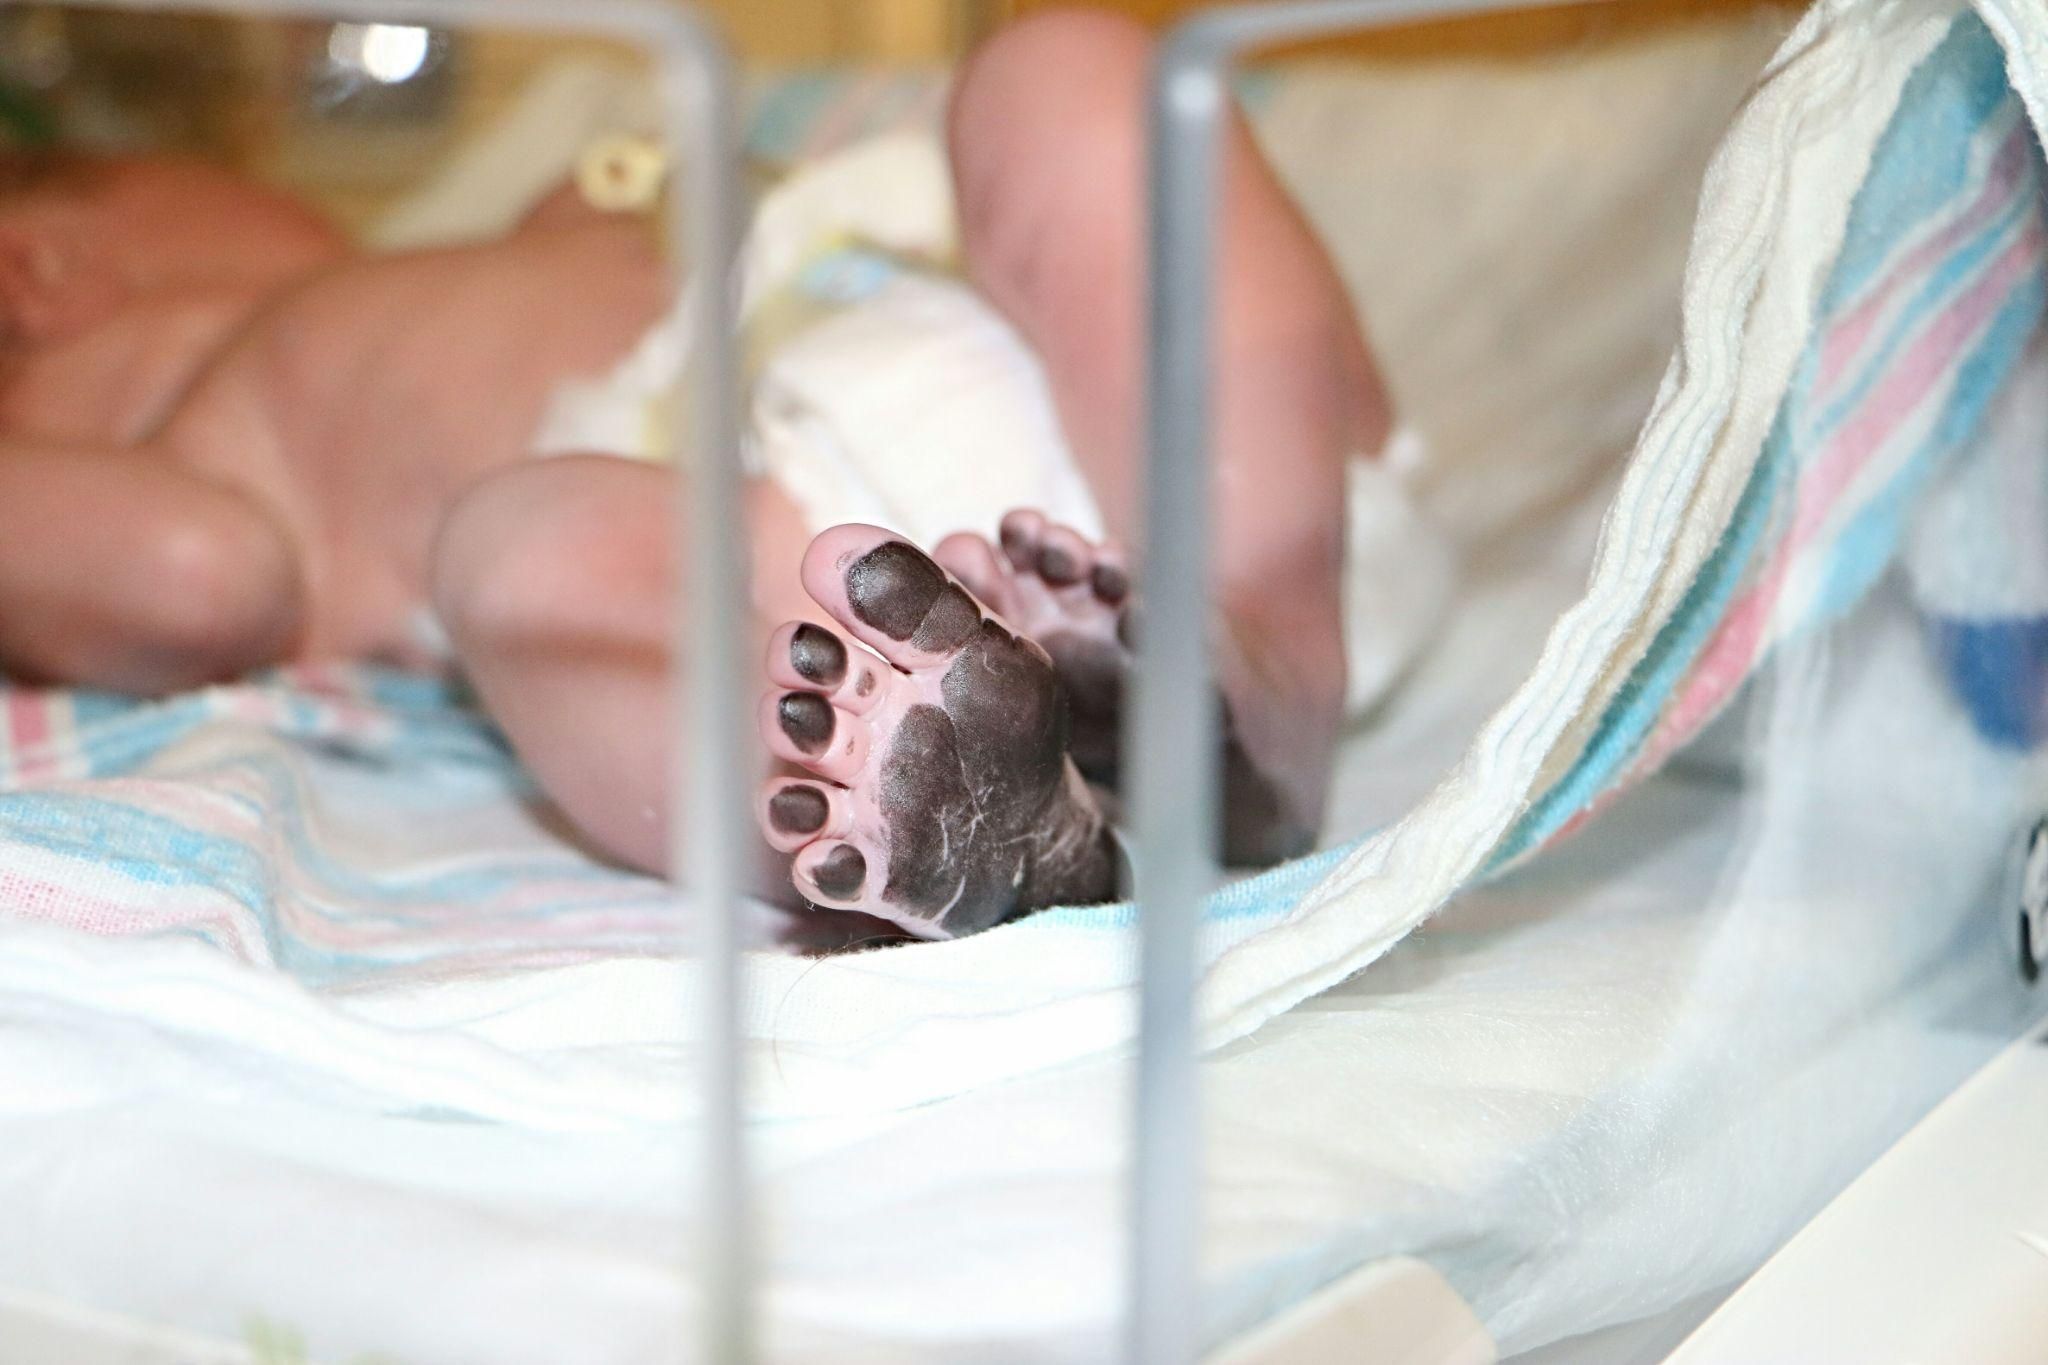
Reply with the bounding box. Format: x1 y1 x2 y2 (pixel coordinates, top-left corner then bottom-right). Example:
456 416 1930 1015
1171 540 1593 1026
0 10 1389 941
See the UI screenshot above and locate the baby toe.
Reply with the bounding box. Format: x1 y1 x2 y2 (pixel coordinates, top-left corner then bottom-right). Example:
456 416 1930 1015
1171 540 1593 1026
934 531 1009 610
800 524 990 672
758 778 847 852
792 838 874 910
1035 523 1093 588
780 621 849 689
766 621 888 714
1089 547 1130 607
998 509 1048 571
759 689 869 780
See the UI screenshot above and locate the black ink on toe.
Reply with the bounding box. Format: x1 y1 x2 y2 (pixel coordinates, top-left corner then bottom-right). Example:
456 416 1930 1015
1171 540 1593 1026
769 785 829 835
999 521 1034 568
812 844 866 899
777 693 835 754
1090 563 1129 604
845 540 986 655
811 534 1121 933
845 541 945 640
912 583 982 653
1038 545 1081 585
789 624 847 688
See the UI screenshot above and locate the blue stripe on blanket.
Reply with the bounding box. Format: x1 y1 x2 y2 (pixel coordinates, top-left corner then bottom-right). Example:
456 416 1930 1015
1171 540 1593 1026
1825 18 2021 305
1032 840 1360 929
1808 158 2033 439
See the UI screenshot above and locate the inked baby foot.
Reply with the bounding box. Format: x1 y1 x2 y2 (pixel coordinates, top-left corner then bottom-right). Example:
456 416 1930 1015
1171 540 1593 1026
754 527 1121 940
935 510 1129 791
937 509 1315 866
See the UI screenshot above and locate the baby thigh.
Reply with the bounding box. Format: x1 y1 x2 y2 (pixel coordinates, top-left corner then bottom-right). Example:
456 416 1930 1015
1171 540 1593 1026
431 454 810 875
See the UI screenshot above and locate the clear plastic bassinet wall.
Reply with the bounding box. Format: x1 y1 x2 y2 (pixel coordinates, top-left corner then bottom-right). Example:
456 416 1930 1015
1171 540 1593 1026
0 0 2046 1361
1402 6 2048 1348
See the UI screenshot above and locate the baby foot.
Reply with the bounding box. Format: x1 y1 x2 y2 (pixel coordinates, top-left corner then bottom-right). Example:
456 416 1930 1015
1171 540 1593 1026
936 509 1316 866
754 525 1122 939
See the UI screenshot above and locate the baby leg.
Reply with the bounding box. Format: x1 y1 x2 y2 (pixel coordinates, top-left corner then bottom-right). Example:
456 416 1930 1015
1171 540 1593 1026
436 461 1120 941
949 11 1392 860
0 439 303 694
430 454 816 877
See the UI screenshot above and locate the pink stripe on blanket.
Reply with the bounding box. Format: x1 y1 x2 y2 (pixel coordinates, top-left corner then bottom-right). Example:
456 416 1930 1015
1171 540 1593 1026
1816 121 2035 394
0 871 269 962
206 671 383 746
265 900 676 958
1816 217 2028 527
5 692 55 783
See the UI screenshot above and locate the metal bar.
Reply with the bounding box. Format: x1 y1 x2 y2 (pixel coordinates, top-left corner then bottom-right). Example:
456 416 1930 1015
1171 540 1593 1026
26 1 753 1358
1129 37 1223 1365
1131 2 1611 1362
656 17 755 1365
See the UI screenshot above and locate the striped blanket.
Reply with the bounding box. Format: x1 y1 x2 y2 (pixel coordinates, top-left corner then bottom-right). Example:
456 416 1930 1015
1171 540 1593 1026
0 0 2042 1120
0 669 679 985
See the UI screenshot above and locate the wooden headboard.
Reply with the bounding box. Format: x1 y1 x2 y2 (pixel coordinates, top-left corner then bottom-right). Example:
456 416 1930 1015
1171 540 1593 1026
699 0 1802 62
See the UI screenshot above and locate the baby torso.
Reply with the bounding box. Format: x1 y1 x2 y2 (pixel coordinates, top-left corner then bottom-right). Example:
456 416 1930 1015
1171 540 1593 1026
151 218 669 662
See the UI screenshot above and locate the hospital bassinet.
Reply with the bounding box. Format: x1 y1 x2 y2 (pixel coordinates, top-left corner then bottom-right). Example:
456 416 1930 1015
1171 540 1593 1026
0 0 2045 1360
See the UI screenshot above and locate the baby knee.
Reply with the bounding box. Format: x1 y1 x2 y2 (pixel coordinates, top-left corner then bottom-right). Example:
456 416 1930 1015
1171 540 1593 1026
129 497 302 684
954 9 1152 124
431 456 658 650
432 464 560 646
